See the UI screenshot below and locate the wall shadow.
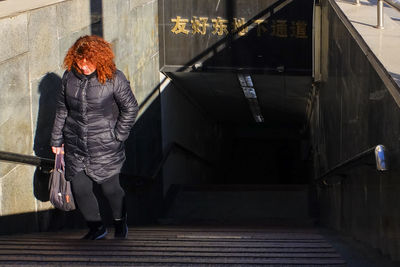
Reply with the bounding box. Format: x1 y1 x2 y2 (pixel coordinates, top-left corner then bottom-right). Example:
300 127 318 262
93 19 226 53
90 0 103 37
0 209 84 235
33 73 62 202
4 73 84 234
118 93 163 225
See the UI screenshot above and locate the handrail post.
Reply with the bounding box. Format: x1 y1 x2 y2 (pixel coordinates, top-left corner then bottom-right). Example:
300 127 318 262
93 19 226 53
355 0 360 6
377 0 384 29
375 145 388 171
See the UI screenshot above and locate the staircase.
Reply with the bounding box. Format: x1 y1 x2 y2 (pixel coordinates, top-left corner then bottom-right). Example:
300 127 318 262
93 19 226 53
0 226 345 266
162 184 314 226
0 183 349 266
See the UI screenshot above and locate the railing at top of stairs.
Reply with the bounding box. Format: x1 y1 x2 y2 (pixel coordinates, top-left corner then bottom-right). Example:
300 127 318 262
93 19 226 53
353 0 400 29
316 144 388 186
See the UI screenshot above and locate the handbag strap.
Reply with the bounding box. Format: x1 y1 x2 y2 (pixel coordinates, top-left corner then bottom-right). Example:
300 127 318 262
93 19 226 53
54 148 65 172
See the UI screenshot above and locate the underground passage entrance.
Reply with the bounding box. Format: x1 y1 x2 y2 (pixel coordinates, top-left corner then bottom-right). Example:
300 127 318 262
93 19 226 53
159 72 315 227
0 0 398 264
158 0 315 226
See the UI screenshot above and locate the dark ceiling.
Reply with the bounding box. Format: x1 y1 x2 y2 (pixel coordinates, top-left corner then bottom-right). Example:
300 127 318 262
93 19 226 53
167 72 312 133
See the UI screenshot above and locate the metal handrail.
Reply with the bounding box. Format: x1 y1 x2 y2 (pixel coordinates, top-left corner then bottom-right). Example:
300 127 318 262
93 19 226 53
0 142 216 180
354 0 400 29
0 151 54 169
135 142 216 180
317 145 388 185
384 0 400 12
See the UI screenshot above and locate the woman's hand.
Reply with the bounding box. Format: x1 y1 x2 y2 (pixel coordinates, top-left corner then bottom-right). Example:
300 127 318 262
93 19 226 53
51 146 64 155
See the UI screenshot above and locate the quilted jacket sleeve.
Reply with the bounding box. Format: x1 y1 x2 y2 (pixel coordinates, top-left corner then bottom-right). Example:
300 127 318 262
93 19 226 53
50 72 68 147
113 70 139 142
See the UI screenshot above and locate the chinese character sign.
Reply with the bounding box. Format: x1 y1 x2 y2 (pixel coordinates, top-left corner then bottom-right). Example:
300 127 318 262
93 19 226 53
171 16 190 34
170 16 308 39
160 0 313 72
191 17 209 35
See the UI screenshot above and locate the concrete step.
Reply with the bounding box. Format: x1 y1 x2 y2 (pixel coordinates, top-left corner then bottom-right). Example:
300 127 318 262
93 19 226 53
0 226 346 266
163 184 313 225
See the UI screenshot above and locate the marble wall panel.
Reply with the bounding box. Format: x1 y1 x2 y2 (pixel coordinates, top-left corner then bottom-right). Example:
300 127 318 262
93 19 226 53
31 73 62 159
0 14 28 63
28 5 60 80
130 0 152 9
56 0 91 39
102 0 120 42
0 54 29 126
0 54 31 177
0 165 36 216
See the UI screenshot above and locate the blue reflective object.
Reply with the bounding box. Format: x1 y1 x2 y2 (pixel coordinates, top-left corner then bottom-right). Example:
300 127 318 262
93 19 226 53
375 145 387 171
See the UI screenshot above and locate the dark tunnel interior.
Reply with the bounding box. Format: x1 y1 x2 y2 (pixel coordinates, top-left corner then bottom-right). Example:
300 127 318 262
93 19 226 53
165 72 313 186
158 0 314 187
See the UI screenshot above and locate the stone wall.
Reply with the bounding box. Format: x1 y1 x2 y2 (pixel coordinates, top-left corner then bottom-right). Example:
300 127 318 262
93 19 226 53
311 0 400 261
0 0 159 232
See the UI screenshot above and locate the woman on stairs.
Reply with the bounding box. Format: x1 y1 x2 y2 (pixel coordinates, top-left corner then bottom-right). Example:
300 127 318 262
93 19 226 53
50 35 138 240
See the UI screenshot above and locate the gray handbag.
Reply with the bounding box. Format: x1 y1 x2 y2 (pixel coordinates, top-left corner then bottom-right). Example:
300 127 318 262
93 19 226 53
48 151 76 211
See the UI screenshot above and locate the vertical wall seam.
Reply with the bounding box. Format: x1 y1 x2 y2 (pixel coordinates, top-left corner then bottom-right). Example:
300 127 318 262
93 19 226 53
340 73 343 163
26 10 39 216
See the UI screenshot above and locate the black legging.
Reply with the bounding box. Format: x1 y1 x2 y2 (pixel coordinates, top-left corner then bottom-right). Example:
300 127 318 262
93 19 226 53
70 171 125 222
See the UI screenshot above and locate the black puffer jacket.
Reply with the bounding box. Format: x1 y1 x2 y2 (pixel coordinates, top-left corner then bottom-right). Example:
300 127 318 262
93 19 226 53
50 69 139 183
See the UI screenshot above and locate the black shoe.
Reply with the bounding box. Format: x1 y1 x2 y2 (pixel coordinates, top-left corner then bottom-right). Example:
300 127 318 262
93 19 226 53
114 217 128 239
82 221 108 240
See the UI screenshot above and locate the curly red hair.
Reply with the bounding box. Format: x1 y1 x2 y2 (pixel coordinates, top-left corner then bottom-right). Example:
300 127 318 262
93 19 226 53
64 35 116 84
